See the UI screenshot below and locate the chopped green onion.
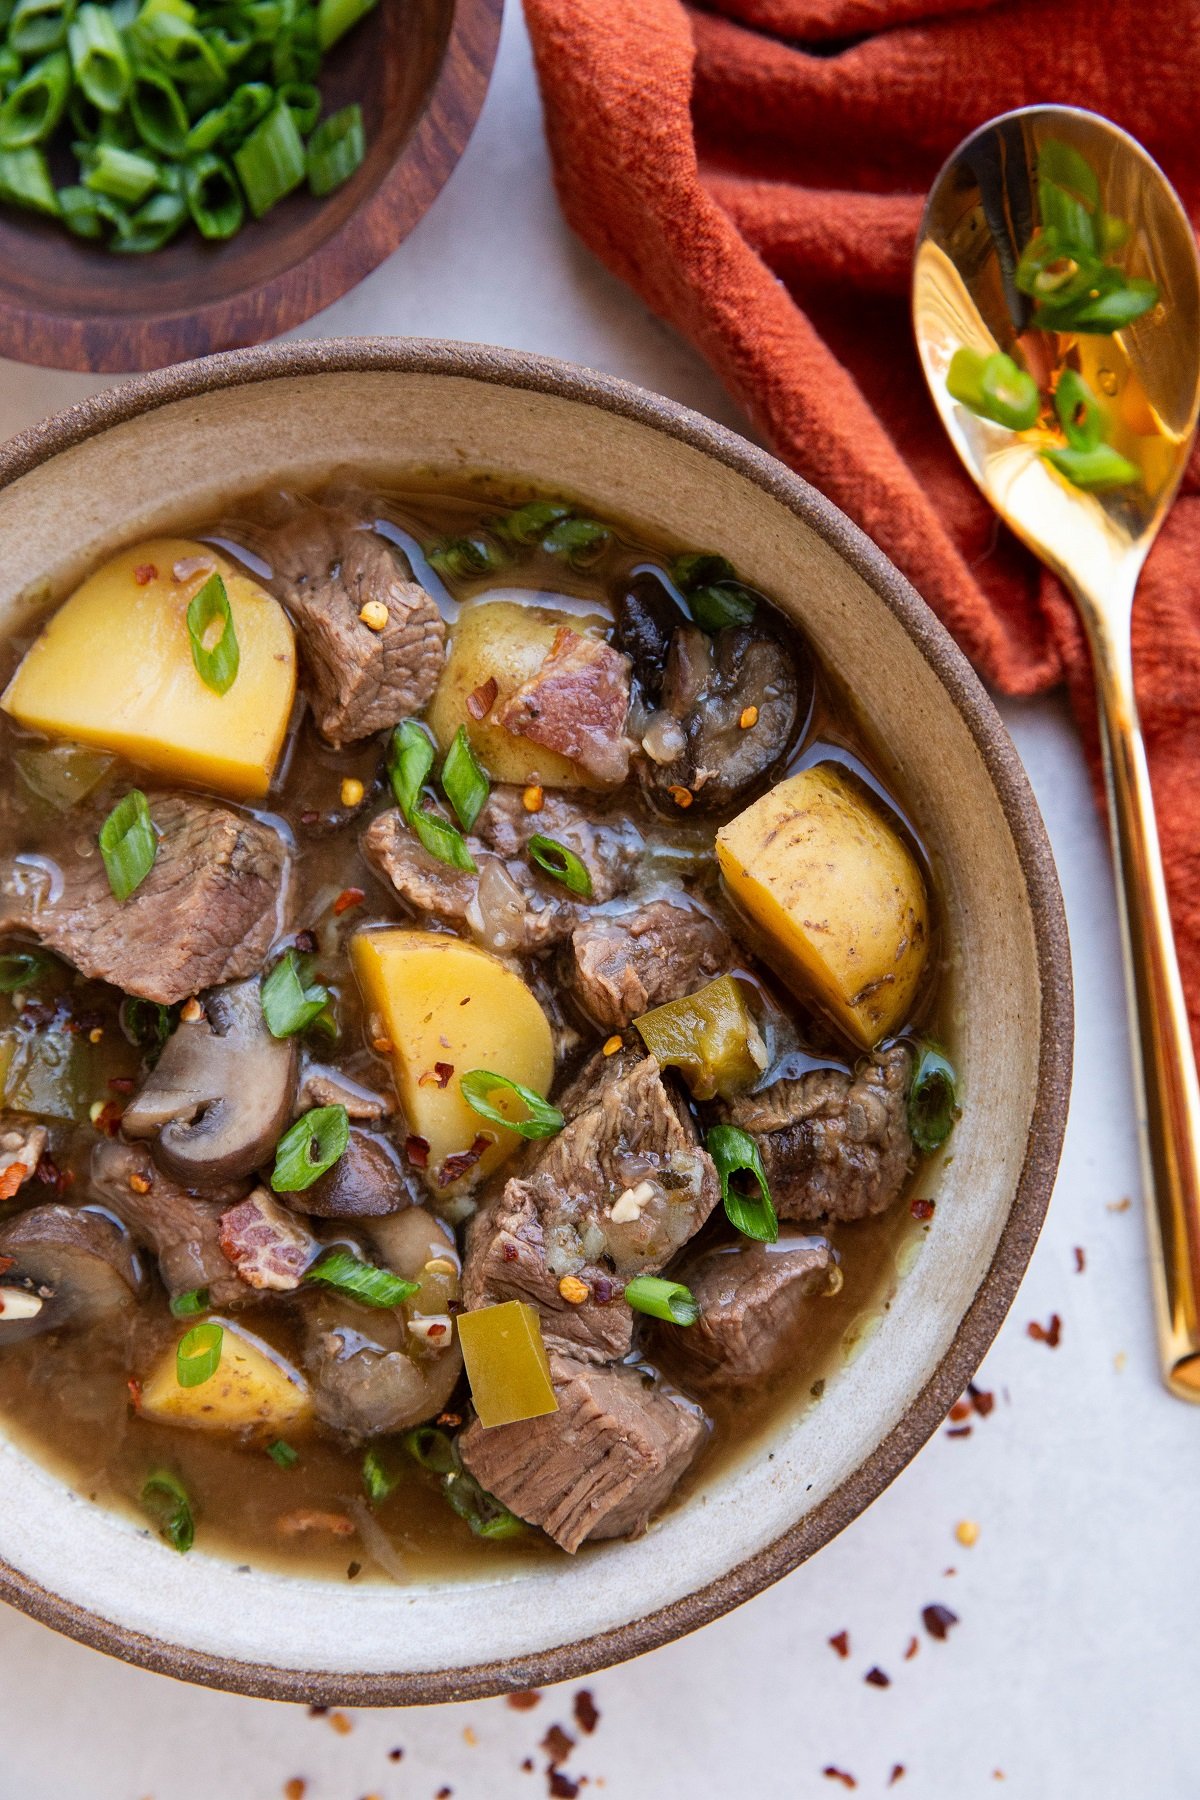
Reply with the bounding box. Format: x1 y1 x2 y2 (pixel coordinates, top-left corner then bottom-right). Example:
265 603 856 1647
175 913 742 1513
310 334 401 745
441 725 489 832
141 1468 194 1553
0 50 71 148
1051 279 1159 333
0 950 52 992
443 1467 525 1540
1037 138 1099 209
81 138 158 203
540 515 610 568
387 718 435 818
362 1443 404 1504
169 1286 209 1319
946 348 1039 432
495 499 571 545
99 789 157 903
1038 176 1096 256
527 833 592 898
623 1274 700 1326
120 996 173 1054
425 534 505 581
271 8 319 81
1041 442 1140 492
261 948 329 1039
706 1122 779 1244
410 808 476 872
673 550 736 589
267 1438 299 1468
460 1069 563 1140
176 1320 223 1388
57 180 105 235
316 0 375 51
0 146 59 214
908 1042 959 1154
68 5 129 112
233 97 304 217
183 151 243 239
270 1104 350 1193
186 571 240 694
403 1424 459 1473
672 550 758 631
131 7 223 85
306 98 362 196
186 80 271 152
128 61 189 156
304 1245 419 1308
114 184 186 251
8 0 76 58
278 79 320 135
1053 368 1104 453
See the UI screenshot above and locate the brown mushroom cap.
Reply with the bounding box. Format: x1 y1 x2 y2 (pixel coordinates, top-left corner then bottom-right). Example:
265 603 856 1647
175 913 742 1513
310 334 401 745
293 1128 408 1220
122 978 296 1188
0 1203 143 1340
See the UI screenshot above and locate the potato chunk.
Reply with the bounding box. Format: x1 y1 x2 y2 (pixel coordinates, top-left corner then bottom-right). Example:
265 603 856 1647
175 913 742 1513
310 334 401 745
458 1300 558 1427
425 599 608 789
716 766 929 1049
138 1321 313 1433
350 929 555 1191
1 538 296 801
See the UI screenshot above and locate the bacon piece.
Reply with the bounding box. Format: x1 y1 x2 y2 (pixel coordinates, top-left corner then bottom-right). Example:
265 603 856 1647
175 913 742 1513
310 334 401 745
495 628 632 784
219 1187 316 1292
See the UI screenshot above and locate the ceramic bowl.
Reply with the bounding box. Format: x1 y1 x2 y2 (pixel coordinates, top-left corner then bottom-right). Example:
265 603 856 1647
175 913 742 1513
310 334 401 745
0 340 1072 1702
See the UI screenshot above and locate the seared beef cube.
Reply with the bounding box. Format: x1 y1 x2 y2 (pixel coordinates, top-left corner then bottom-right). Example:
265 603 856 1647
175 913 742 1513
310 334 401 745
0 794 289 1005
479 788 642 903
565 901 736 1030
665 1234 835 1388
721 1045 913 1222
218 1188 317 1291
459 1353 707 1551
89 1138 249 1309
272 507 446 745
494 628 633 786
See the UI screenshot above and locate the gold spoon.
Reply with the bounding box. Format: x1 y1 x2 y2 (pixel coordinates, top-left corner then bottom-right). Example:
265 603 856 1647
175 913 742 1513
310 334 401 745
914 105 1200 1399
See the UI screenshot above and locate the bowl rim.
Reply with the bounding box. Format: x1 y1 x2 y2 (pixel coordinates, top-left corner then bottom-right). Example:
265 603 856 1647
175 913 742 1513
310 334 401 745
0 0 504 375
0 338 1073 1704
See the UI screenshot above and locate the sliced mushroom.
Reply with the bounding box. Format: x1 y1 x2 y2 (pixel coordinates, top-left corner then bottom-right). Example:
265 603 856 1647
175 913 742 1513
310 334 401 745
122 978 296 1188
293 1128 408 1219
0 1203 142 1341
615 572 686 707
297 1062 392 1121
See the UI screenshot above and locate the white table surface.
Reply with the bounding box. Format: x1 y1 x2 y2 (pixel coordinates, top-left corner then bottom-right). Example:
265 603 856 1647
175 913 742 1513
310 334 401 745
0 10 1195 1798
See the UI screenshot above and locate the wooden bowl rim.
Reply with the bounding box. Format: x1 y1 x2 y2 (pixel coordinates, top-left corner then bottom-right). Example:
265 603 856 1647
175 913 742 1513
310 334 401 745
0 338 1074 1703
0 0 503 374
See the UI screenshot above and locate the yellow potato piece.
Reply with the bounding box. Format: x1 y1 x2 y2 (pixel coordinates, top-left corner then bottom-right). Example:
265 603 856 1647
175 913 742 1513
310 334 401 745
716 765 929 1050
351 928 555 1190
458 1300 558 1428
1 537 296 801
425 599 606 789
138 1321 313 1433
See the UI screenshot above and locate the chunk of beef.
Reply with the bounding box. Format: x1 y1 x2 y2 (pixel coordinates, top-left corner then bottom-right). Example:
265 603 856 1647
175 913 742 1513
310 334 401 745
494 628 633 785
0 1203 142 1340
297 1063 391 1121
721 1045 913 1222
459 1353 707 1552
0 1116 48 1200
0 795 289 1005
664 1233 835 1388
642 623 802 814
218 1188 317 1291
564 901 736 1030
89 1138 248 1308
479 789 642 903
271 506 446 745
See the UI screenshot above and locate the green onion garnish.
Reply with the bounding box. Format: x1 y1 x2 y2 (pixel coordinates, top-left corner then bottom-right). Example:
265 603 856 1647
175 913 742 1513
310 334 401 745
304 1246 419 1308
141 1468 194 1553
267 1438 299 1468
270 1104 350 1193
233 97 304 217
1041 442 1140 492
460 1069 563 1140
494 499 571 545
279 79 321 135
0 49 71 148
623 1274 700 1326
540 515 610 568
260 948 330 1039
425 534 506 581
81 138 158 203
441 725 489 833
671 550 758 632
908 1043 959 1155
0 145 58 214
362 1443 404 1504
706 1123 779 1244
120 996 173 1055
99 789 157 903
387 721 477 873
0 950 52 992
169 1286 209 1319
1053 368 1104 454
946 348 1039 432
114 185 187 253
68 7 131 113
176 1320 223 1389
403 1424 458 1473
401 1425 523 1538
527 833 592 898
183 151 244 239
186 571 240 695
316 0 376 51
306 99 362 197
8 0 73 58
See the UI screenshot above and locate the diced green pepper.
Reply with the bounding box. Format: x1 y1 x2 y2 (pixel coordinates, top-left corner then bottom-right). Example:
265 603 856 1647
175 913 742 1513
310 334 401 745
458 1300 558 1428
634 974 767 1102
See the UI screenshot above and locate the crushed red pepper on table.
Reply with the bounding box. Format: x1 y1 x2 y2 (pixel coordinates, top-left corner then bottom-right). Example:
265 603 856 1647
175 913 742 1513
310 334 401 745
283 1781 306 1800
508 1690 543 1711
1074 1246 1087 1273
922 1603 959 1641
910 1197 935 1220
573 1690 600 1735
1028 1313 1063 1347
903 1635 919 1660
823 1770 858 1790
864 1666 891 1687
889 1769 907 1788
828 1629 851 1658
967 1381 994 1417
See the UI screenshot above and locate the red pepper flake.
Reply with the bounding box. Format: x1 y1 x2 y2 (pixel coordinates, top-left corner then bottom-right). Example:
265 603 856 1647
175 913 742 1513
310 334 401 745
945 1425 972 1439
307 1705 328 1717
592 1275 617 1305
823 1770 857 1790
864 1667 890 1687
466 676 499 721
541 1725 574 1765
283 1781 307 1800
948 1398 971 1422
522 1760 534 1773
910 1197 935 1221
32 1152 65 1194
1107 1196 1131 1213
507 1690 542 1711
108 1075 136 1094
439 1134 491 1186
501 1242 519 1263
436 1411 462 1428
1073 1246 1086 1273
294 929 318 955
0 1256 11 1276
328 1710 353 1735
0 1165 25 1201
903 1635 919 1660
828 1629 850 1658
133 563 158 585
436 1789 452 1799
548 1776 578 1800
388 1747 404 1761
300 809 320 827
434 1061 454 1087
1027 1313 1062 1347
573 1690 599 1735
888 1767 906 1787
333 887 365 916
127 1377 143 1411
922 1602 959 1642
405 1135 430 1169
93 1100 124 1138
967 1381 995 1418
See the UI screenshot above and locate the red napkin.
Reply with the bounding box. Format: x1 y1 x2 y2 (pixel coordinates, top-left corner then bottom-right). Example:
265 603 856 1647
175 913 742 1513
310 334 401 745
522 0 1200 1040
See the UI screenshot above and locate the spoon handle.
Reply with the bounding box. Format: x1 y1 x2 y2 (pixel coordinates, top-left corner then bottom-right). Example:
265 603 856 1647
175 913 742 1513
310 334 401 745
1083 591 1200 1398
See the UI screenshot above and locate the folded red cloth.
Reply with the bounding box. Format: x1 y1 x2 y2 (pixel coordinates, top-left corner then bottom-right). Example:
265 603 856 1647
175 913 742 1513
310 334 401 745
524 0 1200 1037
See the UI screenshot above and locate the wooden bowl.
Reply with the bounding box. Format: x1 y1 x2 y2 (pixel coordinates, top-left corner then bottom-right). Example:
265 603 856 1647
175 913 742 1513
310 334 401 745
0 341 1073 1702
0 1 502 374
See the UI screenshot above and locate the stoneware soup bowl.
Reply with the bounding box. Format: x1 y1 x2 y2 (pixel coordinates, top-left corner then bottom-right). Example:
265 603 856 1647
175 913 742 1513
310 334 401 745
0 340 1072 1703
